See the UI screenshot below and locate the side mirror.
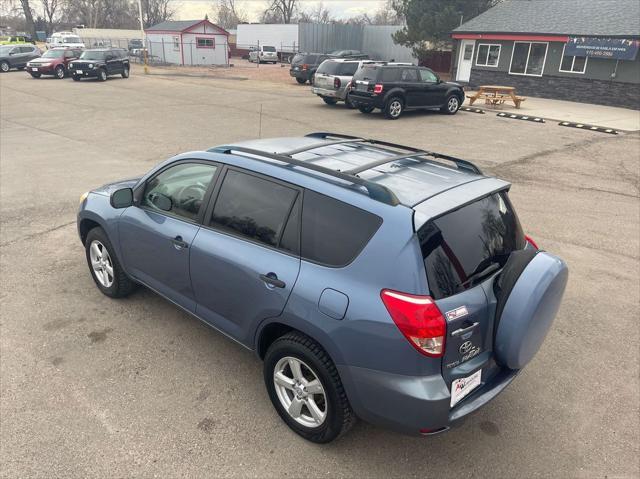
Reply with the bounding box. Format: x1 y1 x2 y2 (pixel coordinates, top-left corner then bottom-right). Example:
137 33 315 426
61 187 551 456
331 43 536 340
149 192 172 211
110 187 133 208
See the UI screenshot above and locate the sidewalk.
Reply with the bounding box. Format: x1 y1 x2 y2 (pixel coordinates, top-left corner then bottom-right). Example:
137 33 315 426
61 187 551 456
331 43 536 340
465 93 640 132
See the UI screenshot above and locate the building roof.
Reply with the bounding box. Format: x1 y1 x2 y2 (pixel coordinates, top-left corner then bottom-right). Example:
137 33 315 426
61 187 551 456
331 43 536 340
146 19 229 35
453 0 640 38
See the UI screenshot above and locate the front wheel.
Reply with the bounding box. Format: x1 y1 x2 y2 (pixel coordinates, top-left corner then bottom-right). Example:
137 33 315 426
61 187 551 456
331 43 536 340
122 66 130 78
85 227 136 298
322 97 338 105
97 68 107 81
384 97 404 120
30 72 41 78
295 77 306 84
264 332 355 443
72 74 81 81
441 94 461 115
0 61 9 73
358 105 375 114
55 65 65 79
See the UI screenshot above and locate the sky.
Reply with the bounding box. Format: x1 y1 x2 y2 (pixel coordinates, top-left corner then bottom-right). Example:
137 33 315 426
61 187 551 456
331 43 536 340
173 0 388 22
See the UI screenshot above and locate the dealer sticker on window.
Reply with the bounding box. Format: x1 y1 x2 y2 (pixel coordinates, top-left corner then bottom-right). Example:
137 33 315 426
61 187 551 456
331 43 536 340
450 369 482 407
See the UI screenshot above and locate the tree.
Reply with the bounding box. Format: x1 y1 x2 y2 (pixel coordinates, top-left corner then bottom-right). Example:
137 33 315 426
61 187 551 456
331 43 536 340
392 0 500 54
214 0 245 29
297 1 332 23
264 0 297 24
350 0 402 25
18 0 37 37
141 0 173 28
40 0 62 35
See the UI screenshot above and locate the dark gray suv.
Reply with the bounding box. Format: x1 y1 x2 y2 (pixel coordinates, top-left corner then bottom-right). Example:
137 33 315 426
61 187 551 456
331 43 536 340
77 133 568 443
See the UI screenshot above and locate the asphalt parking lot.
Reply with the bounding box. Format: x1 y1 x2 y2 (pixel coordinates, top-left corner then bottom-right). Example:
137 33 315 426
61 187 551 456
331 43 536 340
1 65 639 478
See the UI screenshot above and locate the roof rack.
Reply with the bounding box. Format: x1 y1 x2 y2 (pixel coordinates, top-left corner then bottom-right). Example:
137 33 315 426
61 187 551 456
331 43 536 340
305 132 483 175
211 146 400 206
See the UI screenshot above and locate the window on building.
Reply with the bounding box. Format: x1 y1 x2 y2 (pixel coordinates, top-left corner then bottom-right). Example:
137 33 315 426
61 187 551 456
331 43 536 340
476 44 501 67
509 42 548 76
172 36 180 51
196 37 215 48
559 43 588 73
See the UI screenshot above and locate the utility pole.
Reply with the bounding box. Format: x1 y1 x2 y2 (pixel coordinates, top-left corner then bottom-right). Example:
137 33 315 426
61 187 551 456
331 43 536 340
137 0 148 74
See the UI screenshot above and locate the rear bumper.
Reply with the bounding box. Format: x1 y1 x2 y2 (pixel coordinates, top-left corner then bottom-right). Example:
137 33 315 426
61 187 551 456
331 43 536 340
290 70 310 81
312 87 348 101
349 93 384 109
338 363 518 436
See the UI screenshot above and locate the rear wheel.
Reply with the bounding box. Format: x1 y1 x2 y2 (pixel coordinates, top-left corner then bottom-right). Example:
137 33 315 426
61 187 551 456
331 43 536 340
264 332 355 443
0 61 9 73
296 77 306 84
358 105 375 114
441 94 461 115
85 227 135 298
322 97 338 105
97 68 107 81
55 65 65 79
384 97 404 120
30 72 41 78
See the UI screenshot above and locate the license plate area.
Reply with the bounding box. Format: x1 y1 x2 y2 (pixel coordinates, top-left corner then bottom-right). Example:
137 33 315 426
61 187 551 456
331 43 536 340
76 70 83 74
31 67 38 71
450 369 482 408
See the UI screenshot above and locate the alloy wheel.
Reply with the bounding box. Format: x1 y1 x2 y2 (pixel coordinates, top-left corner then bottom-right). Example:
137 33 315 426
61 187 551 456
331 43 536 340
89 240 114 288
273 356 327 428
448 97 459 113
389 100 402 117
0 62 9 72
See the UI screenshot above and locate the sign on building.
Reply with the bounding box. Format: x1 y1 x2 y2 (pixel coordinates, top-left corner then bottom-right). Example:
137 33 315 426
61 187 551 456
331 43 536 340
565 37 640 60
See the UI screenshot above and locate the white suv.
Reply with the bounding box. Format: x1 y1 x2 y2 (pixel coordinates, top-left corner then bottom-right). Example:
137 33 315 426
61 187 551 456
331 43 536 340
249 45 278 64
46 32 85 50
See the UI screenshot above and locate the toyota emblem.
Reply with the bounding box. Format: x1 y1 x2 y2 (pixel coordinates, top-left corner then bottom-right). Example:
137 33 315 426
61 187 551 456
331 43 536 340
459 341 474 354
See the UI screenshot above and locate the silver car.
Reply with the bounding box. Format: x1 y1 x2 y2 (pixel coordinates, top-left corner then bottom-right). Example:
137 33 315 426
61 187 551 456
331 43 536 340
249 45 278 64
312 59 413 108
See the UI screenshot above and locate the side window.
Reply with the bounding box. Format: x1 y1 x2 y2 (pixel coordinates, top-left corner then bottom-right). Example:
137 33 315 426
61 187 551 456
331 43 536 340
19 46 31 53
301 191 382 267
419 68 438 83
142 163 217 221
210 170 299 249
401 68 419 81
380 68 401 82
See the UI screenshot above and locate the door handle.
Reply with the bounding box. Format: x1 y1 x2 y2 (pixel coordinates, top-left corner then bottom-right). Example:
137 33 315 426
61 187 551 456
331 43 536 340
451 322 479 337
260 273 286 289
171 235 189 250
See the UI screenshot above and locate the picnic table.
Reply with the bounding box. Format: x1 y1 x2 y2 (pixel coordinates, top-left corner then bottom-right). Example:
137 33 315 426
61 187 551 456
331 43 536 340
467 85 526 109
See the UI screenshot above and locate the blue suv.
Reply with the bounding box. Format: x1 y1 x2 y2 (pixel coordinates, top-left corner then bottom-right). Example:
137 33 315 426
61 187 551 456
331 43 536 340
77 133 568 443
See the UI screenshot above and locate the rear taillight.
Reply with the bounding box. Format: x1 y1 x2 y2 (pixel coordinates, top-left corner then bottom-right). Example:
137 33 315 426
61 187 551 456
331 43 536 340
302 64 308 71
380 289 446 357
373 83 384 94
334 77 341 89
525 234 539 250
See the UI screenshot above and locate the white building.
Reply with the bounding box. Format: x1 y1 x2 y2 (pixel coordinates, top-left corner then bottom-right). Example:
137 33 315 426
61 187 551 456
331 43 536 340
145 19 229 66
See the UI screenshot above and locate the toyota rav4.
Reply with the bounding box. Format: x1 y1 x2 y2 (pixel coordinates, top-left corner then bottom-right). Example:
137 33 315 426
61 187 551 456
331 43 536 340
77 133 568 443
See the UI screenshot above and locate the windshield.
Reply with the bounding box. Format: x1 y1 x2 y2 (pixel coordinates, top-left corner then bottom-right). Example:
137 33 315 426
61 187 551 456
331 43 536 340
43 50 65 58
80 50 106 60
418 192 525 299
64 36 81 43
0 46 14 55
262 46 276 52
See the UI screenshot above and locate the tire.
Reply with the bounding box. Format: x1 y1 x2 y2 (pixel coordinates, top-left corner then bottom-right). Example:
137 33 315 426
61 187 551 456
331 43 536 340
30 72 41 78
441 94 461 115
0 61 9 73
322 97 338 105
122 66 130 78
295 77 306 84
97 68 107 81
85 227 136 298
344 94 356 109
55 65 65 79
264 332 356 443
358 105 375 114
384 96 404 120
72 74 81 81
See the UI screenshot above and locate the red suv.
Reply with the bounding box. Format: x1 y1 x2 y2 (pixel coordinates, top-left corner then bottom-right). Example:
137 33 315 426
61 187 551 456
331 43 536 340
26 47 83 79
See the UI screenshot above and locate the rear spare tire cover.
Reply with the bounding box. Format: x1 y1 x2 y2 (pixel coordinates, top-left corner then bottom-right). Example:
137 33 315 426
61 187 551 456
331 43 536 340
494 252 568 370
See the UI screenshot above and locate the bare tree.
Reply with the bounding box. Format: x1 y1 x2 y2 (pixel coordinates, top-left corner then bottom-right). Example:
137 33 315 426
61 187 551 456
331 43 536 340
141 0 173 28
40 0 62 34
214 0 245 29
265 0 297 24
18 0 37 37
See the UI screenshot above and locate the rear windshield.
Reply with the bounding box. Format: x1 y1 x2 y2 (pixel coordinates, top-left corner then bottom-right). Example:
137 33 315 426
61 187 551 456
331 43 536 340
352 65 379 82
418 192 525 299
262 46 276 52
317 61 359 76
292 54 317 64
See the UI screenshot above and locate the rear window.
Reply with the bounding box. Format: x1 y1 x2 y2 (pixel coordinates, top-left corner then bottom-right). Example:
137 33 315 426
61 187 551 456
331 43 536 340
262 46 276 52
418 192 525 299
352 65 379 82
301 191 382 267
293 54 317 64
317 61 358 76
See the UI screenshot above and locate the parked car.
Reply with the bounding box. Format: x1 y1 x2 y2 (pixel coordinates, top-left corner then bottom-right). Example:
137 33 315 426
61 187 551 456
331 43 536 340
77 132 568 443
68 48 129 81
46 32 85 49
290 52 333 84
128 38 144 52
0 44 41 72
329 49 369 60
313 59 413 108
26 47 83 79
349 64 465 119
249 45 278 64
0 35 35 45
